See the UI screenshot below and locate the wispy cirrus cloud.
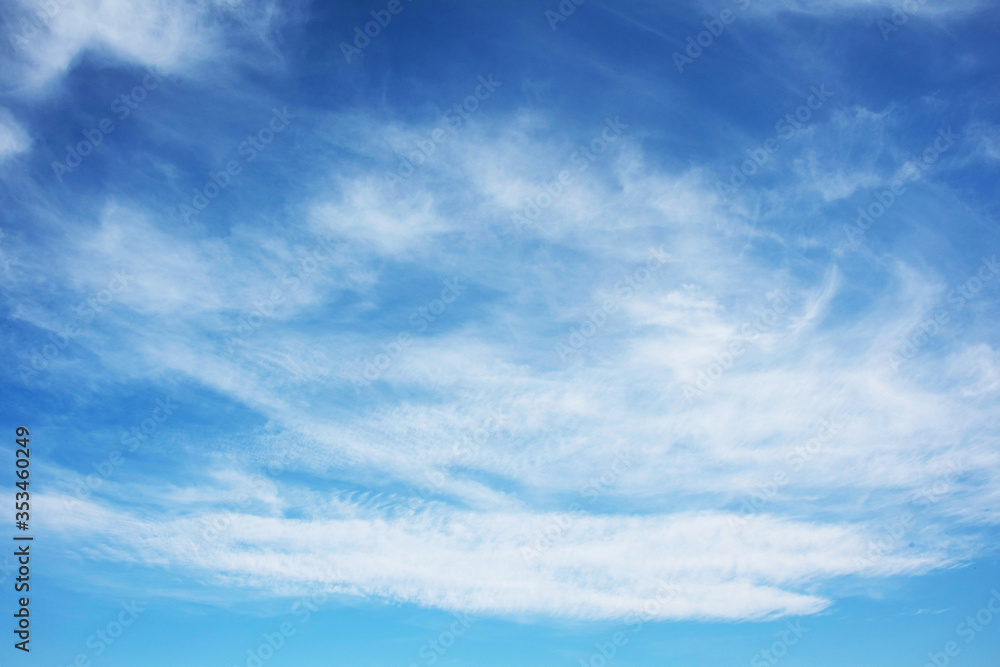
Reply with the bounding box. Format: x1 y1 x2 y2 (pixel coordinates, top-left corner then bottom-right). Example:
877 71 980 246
10 105 999 621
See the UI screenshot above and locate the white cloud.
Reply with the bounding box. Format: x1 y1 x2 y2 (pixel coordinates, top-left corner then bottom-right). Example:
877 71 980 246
0 108 30 160
13 105 1000 622
39 492 948 620
3 0 293 91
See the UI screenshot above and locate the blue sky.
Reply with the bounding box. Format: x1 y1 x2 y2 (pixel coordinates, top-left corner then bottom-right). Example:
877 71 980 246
1 0 1000 664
